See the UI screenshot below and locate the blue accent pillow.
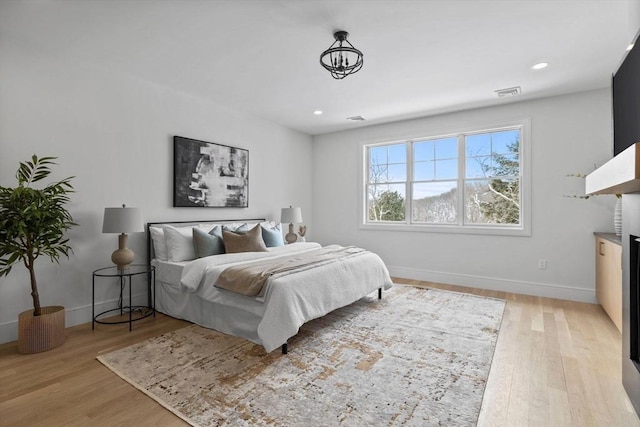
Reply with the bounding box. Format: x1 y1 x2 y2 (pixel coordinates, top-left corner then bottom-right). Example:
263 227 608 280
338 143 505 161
261 223 284 247
193 226 225 258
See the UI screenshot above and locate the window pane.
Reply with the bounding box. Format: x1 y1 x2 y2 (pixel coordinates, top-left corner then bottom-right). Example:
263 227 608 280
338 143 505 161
466 129 520 179
413 141 434 161
464 178 520 224
369 163 388 183
370 146 387 165
491 130 519 154
467 129 520 157
388 163 407 181
412 182 457 223
388 144 406 163
492 153 519 177
414 138 457 180
435 158 457 180
466 134 491 157
414 161 434 181
466 156 491 178
369 144 407 184
368 184 406 222
434 137 458 159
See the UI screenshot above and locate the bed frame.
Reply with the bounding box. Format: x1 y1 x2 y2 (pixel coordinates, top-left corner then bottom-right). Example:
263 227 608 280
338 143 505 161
145 218 383 354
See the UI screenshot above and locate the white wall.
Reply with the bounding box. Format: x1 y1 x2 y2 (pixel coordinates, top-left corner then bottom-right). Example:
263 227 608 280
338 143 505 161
312 89 615 303
0 37 617 345
0 39 313 343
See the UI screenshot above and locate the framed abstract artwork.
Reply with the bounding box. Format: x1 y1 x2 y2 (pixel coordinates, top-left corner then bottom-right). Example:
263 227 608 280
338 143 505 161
173 136 249 208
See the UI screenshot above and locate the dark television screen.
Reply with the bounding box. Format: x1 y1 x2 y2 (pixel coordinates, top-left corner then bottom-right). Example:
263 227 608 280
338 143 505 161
613 36 640 155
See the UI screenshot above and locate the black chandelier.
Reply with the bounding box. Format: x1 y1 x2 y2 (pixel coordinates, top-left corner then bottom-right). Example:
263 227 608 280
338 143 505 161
320 31 364 79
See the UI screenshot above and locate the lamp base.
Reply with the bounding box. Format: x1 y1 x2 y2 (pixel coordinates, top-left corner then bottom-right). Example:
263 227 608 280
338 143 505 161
112 233 135 270
285 223 297 244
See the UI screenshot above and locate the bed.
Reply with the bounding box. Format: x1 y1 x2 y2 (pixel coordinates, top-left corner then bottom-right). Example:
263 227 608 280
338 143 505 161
146 219 393 353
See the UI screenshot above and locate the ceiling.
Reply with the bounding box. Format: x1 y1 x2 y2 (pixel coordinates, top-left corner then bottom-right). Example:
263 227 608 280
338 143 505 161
1 0 638 136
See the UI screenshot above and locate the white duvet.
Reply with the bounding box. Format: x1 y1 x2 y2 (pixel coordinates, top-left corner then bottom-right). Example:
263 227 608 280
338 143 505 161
180 242 393 352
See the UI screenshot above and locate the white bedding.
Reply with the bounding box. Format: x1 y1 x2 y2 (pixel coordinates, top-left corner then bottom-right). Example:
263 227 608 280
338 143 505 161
153 242 393 353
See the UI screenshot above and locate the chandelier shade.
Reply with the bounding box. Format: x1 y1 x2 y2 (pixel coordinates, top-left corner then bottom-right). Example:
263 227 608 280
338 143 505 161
320 31 363 79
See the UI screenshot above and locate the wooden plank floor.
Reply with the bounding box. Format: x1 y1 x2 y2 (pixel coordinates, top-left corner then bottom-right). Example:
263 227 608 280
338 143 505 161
1 279 638 426
394 279 640 427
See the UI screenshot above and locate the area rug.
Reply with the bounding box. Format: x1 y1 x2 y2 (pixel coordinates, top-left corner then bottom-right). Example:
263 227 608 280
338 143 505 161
97 285 505 426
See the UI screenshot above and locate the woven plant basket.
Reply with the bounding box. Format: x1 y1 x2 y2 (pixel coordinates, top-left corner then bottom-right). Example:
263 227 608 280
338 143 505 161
18 306 66 354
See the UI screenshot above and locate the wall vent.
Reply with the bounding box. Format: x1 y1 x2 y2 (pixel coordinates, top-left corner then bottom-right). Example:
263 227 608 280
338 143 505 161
346 115 366 121
495 86 521 97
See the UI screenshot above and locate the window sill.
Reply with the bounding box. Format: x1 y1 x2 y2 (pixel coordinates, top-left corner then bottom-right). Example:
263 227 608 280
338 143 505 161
359 222 531 237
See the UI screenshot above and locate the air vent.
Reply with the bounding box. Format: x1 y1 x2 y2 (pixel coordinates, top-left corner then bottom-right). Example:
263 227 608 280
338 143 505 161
495 86 521 97
346 115 366 121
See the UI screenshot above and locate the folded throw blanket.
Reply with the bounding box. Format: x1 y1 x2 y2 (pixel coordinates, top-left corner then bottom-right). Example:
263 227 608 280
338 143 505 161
215 245 367 297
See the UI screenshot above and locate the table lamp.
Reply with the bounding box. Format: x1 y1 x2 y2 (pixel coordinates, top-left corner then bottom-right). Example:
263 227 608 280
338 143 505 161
102 205 144 270
281 206 302 244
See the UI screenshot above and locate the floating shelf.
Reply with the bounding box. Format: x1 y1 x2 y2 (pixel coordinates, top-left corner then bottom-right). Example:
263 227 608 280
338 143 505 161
586 142 640 195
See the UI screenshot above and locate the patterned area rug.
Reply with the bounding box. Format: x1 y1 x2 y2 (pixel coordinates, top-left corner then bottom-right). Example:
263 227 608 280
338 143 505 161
97 285 505 426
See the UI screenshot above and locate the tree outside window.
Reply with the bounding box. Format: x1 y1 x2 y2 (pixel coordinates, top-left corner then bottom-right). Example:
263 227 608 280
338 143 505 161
464 130 520 225
367 143 406 222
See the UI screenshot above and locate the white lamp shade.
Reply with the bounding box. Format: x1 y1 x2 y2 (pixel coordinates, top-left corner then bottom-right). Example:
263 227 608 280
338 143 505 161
281 207 303 224
102 207 144 233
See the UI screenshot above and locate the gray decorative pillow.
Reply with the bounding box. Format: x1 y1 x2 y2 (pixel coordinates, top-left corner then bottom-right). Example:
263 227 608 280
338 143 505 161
223 224 268 253
193 226 225 258
222 223 249 234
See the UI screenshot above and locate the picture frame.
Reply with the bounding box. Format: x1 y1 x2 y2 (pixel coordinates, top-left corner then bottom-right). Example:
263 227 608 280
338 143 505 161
173 136 249 208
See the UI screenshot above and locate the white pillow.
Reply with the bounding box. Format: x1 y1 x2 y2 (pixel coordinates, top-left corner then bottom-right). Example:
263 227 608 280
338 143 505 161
164 225 197 262
149 227 168 261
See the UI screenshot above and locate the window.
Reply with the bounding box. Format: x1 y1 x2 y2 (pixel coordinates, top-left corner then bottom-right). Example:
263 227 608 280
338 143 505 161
368 143 406 221
363 122 529 235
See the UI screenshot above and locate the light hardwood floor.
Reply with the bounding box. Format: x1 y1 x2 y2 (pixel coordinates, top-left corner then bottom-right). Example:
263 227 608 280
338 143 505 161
1 279 638 426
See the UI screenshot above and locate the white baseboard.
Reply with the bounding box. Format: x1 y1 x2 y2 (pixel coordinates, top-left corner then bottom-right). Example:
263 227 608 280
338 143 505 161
388 265 597 304
0 292 148 345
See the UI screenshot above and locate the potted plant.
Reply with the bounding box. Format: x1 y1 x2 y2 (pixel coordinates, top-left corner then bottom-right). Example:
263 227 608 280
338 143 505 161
0 155 76 353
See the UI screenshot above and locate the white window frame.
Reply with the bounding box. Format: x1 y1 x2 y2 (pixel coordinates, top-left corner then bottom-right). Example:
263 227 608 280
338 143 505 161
359 119 531 236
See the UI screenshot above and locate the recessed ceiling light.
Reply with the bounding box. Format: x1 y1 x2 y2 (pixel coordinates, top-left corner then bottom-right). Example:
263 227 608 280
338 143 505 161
532 62 549 70
313 110 323 115
626 43 634 51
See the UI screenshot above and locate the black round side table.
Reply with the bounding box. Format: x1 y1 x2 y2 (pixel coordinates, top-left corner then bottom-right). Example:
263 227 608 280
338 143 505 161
92 264 155 331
